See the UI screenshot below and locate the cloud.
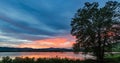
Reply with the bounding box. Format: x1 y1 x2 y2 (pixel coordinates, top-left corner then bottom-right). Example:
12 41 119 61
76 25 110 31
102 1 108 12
1 32 54 40
0 0 87 48
0 34 32 47
19 37 75 48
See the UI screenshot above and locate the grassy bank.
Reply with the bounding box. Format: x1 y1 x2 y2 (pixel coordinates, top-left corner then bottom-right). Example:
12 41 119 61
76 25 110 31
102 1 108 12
0 55 120 63
104 53 120 63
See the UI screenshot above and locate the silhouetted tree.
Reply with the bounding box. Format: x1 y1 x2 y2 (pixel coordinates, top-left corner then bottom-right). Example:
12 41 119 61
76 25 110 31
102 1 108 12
71 1 120 63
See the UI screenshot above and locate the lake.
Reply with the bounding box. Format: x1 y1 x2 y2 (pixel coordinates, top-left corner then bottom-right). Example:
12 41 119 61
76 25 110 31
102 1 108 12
0 52 94 60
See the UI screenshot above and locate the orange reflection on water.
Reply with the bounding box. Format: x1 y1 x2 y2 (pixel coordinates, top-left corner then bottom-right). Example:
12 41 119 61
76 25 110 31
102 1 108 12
0 52 95 60
9 52 95 60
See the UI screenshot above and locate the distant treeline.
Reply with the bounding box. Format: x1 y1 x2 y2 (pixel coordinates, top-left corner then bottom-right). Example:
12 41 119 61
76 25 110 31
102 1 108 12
0 47 73 52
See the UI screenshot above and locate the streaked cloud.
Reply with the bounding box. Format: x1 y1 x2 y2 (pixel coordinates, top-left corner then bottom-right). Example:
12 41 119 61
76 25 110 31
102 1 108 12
0 0 119 48
19 37 75 48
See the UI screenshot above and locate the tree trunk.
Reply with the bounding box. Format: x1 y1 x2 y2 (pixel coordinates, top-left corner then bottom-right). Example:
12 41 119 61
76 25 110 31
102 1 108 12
96 29 104 63
96 46 104 63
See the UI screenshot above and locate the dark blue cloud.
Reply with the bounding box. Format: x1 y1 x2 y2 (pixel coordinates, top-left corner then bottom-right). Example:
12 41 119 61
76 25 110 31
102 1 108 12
0 0 82 37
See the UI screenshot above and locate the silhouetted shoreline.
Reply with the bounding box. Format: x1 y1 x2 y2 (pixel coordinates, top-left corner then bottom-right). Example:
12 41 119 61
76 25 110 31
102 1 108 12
0 47 73 52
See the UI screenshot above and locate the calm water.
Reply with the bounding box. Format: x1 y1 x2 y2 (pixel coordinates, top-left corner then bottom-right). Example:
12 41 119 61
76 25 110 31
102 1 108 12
0 52 94 60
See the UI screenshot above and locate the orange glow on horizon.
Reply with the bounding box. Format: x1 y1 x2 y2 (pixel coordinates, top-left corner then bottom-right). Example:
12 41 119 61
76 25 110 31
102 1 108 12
18 36 75 49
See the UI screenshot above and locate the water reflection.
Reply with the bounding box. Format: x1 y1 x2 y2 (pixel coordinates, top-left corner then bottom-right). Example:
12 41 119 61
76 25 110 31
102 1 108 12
0 52 94 60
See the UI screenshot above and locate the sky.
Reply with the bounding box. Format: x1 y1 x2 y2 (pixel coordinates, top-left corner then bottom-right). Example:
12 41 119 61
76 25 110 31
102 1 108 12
0 0 119 49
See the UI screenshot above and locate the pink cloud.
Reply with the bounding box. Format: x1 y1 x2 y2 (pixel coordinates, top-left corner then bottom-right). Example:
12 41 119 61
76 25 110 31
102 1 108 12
19 35 75 49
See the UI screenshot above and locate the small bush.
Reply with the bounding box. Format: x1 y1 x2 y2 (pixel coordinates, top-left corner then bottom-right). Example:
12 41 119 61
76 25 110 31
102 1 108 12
2 56 12 63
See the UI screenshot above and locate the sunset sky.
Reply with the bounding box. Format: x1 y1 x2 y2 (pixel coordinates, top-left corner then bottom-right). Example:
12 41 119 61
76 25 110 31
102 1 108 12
0 0 119 49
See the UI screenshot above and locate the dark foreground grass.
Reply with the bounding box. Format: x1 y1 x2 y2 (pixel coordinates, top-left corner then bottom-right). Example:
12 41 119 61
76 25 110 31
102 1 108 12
0 56 96 63
0 55 120 63
104 53 120 63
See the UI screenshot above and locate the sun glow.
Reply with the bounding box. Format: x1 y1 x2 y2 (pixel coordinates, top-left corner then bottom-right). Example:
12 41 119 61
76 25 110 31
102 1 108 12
19 37 75 49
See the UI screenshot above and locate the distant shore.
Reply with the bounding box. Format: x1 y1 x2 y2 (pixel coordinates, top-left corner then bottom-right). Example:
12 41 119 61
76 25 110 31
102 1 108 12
0 47 73 52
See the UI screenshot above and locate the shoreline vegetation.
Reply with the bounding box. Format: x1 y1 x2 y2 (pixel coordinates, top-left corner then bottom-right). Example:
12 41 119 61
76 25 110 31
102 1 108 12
0 47 73 52
0 54 120 63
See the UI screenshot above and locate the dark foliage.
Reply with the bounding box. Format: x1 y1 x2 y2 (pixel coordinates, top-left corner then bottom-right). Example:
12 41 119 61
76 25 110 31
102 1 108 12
71 1 120 63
